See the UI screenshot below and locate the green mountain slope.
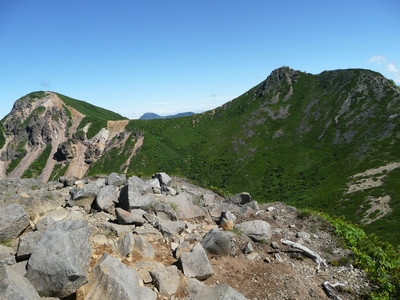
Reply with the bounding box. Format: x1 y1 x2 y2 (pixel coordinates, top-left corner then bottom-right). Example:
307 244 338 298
90 67 400 244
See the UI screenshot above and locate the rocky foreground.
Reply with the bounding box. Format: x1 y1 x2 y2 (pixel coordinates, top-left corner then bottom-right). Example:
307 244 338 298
0 173 371 299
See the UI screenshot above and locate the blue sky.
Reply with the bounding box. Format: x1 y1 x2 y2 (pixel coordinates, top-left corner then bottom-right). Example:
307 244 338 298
1 0 399 120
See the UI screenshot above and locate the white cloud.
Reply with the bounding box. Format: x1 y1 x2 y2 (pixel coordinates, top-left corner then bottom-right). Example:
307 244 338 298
367 55 400 84
367 55 387 64
386 63 399 74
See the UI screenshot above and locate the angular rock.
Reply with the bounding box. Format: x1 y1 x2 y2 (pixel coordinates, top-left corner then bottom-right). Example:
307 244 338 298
0 245 16 265
155 202 177 221
0 262 41 300
67 183 99 208
165 193 205 219
58 176 76 187
106 172 127 186
225 192 252 205
201 228 236 256
152 172 172 187
0 204 29 241
16 231 43 262
188 278 248 300
85 253 156 300
116 232 135 257
119 177 156 210
156 219 187 238
133 235 155 258
235 220 272 243
174 240 192 259
26 220 91 298
34 216 55 231
242 241 254 254
115 207 146 225
150 265 180 297
95 185 118 213
133 227 163 241
97 222 135 237
179 243 213 280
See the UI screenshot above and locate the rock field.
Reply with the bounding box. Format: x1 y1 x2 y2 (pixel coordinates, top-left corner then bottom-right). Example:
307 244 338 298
0 172 372 299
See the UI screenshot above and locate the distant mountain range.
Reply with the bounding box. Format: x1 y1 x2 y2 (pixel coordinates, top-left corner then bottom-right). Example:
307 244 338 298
139 112 195 120
1 66 400 245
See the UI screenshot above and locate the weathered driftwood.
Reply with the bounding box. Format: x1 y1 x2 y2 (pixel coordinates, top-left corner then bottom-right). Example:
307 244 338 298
280 239 328 269
322 281 345 300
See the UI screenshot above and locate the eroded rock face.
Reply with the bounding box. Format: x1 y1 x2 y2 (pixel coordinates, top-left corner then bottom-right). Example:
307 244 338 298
26 220 91 298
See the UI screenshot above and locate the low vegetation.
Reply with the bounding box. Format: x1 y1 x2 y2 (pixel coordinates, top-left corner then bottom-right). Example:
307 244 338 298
22 145 52 178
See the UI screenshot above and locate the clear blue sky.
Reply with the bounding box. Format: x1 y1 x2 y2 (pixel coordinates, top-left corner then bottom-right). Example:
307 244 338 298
1 0 399 120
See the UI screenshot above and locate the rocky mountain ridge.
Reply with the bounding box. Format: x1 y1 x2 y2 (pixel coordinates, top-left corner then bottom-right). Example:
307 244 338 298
0 66 399 246
0 172 372 299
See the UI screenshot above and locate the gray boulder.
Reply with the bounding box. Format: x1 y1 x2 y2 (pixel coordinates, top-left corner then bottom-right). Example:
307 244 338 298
156 219 187 238
119 177 156 210
116 232 135 257
188 278 248 300
106 172 127 186
0 204 29 241
234 220 272 243
165 193 205 219
95 185 118 213
34 216 55 231
150 265 180 297
0 245 16 265
85 253 156 300
155 202 177 221
225 192 252 205
67 183 99 208
152 172 172 187
26 220 91 298
133 235 155 258
16 231 43 261
201 228 236 256
97 222 134 237
0 262 41 300
179 243 214 280
115 207 146 225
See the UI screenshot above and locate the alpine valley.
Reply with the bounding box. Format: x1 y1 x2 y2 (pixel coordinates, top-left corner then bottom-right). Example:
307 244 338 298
1 66 400 246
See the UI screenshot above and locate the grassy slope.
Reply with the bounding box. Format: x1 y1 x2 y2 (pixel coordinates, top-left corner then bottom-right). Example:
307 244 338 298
101 68 400 244
55 92 127 139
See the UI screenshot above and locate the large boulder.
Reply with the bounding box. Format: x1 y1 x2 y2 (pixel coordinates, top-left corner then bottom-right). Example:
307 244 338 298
234 220 272 243
119 177 156 210
165 193 205 219
155 219 187 238
201 228 236 256
0 204 29 241
115 207 146 225
152 172 172 187
106 172 127 186
225 192 252 205
67 183 99 208
85 253 156 300
0 262 41 300
188 278 248 300
0 245 16 265
179 243 214 280
16 231 43 262
149 265 180 297
95 185 119 213
26 220 91 298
